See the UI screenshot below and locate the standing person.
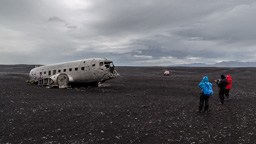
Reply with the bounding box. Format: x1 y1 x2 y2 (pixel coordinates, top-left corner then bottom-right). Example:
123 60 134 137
198 76 213 113
225 75 232 100
215 74 228 105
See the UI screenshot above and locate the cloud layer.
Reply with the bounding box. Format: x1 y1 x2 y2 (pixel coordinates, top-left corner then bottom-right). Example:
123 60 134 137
1 0 256 65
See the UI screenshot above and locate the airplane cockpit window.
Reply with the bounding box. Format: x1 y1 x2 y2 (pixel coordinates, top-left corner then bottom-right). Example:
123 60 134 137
104 62 110 68
104 62 115 72
92 64 95 67
110 63 115 73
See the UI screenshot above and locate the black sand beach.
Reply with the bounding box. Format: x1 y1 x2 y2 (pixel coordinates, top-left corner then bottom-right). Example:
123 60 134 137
1 65 256 143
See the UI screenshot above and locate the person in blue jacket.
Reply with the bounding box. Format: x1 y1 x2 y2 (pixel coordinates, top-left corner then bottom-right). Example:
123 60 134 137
198 76 212 113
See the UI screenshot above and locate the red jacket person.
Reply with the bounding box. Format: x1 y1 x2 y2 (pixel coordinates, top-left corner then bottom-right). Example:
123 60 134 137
225 75 232 100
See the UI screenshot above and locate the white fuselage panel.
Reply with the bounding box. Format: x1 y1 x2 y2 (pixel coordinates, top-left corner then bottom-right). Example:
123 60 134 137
29 58 117 83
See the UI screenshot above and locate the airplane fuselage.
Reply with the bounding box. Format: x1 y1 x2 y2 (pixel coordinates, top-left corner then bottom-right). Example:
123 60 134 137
29 58 118 85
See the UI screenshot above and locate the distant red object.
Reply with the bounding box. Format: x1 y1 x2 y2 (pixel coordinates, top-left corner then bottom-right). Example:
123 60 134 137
164 71 170 76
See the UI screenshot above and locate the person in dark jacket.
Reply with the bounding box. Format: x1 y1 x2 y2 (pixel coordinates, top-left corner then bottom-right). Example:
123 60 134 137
225 75 232 100
198 76 211 113
215 74 228 104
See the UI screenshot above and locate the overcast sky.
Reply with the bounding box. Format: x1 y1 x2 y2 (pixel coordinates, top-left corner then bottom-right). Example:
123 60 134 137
1 0 256 66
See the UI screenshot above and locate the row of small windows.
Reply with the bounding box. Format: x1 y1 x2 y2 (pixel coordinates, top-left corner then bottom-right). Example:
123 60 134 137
40 67 86 76
37 62 107 76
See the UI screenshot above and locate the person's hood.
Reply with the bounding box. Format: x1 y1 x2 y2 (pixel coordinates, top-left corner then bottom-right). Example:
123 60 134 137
226 75 231 79
221 74 226 79
202 76 209 82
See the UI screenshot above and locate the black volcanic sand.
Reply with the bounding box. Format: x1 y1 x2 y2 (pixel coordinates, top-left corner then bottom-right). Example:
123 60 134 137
1 65 256 143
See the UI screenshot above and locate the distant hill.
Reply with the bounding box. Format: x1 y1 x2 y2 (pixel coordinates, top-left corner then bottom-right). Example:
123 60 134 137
172 61 256 67
173 63 208 67
212 61 256 67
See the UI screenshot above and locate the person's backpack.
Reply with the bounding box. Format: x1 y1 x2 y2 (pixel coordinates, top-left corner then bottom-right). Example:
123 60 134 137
203 82 213 96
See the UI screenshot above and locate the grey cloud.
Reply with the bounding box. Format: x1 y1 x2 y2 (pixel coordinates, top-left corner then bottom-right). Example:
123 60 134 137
67 26 77 29
48 16 65 23
86 0 220 36
173 3 256 45
132 35 222 59
48 16 77 30
1 0 256 65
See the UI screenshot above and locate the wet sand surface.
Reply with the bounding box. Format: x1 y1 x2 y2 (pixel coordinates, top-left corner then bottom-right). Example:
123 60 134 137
1 65 256 143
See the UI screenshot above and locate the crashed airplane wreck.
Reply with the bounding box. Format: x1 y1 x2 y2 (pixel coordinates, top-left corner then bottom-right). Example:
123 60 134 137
29 58 119 88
